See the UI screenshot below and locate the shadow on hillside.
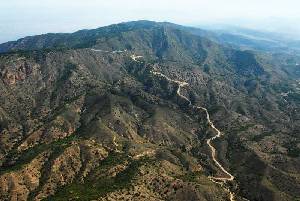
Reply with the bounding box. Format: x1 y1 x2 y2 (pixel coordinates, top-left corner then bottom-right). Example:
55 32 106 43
228 138 275 201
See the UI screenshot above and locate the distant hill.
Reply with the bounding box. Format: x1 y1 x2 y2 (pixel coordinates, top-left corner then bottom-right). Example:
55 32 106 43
2 20 300 55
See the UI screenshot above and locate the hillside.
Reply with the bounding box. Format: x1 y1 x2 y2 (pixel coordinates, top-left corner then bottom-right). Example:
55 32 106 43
0 21 299 201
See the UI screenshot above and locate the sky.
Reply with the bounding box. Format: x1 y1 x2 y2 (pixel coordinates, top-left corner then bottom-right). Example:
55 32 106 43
1 0 300 43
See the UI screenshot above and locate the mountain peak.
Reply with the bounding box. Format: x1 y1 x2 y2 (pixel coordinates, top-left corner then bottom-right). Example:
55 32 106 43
0 21 205 54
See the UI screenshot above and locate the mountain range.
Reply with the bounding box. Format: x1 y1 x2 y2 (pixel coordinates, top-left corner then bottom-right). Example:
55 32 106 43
0 20 299 201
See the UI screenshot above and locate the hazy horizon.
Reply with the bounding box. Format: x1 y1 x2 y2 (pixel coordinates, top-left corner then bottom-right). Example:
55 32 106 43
1 0 300 43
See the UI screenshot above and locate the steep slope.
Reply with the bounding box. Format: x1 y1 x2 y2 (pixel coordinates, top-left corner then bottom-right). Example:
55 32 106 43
0 21 299 201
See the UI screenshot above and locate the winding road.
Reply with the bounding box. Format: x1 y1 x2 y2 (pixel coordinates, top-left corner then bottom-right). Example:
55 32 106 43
148 59 236 201
151 70 234 179
90 50 237 200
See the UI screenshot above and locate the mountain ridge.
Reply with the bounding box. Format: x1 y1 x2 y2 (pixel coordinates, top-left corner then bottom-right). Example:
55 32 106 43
2 20 299 55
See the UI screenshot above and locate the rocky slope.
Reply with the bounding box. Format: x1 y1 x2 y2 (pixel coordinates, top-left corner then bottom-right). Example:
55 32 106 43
0 21 299 201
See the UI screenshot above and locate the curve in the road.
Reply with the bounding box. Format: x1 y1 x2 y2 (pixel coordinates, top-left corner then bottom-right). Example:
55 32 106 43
148 63 236 201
